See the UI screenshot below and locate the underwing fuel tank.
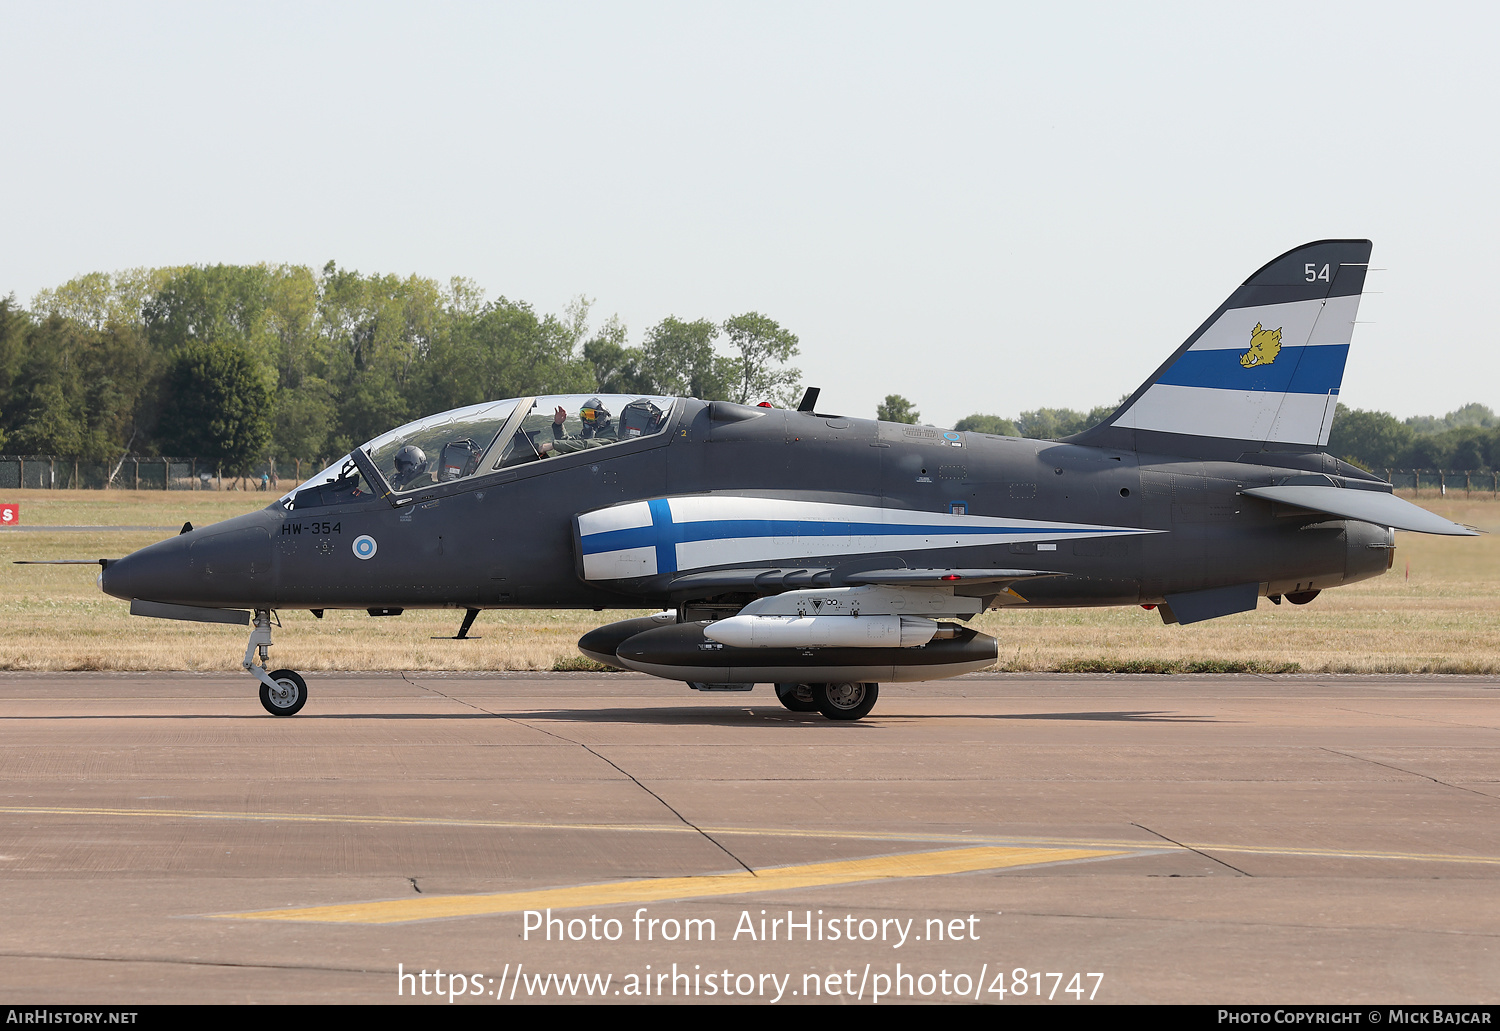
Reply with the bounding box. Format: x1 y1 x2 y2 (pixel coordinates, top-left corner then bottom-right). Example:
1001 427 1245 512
613 620 998 685
577 612 677 666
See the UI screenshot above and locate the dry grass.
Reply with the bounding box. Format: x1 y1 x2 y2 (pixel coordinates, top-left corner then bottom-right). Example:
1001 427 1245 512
0 488 1494 674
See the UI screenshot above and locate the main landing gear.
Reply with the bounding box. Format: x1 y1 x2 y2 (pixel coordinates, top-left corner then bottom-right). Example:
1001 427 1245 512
244 609 308 716
774 682 819 712
774 681 879 720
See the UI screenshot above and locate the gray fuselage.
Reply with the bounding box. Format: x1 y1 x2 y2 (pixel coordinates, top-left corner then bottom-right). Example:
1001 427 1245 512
98 398 1391 614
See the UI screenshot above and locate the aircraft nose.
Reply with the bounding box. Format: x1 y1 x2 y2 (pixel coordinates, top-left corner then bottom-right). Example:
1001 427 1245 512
100 514 278 606
100 535 194 602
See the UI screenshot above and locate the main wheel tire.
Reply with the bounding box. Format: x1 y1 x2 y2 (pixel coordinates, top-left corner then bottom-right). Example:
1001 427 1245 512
260 669 308 716
774 682 819 712
813 681 878 721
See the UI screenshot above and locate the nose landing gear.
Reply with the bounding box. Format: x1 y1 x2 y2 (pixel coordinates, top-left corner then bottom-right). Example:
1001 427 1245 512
244 609 309 716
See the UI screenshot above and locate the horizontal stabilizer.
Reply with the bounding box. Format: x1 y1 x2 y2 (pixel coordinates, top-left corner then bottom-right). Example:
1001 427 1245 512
1240 485 1477 536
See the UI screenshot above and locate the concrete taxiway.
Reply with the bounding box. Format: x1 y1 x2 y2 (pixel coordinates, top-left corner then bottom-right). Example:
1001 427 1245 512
0 671 1496 1005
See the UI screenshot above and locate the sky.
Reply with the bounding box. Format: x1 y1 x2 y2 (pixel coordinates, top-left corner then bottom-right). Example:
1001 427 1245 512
3 1 1497 428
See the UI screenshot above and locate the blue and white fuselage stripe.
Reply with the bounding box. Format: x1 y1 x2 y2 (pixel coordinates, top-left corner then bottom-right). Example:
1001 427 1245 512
577 496 1159 581
1115 293 1361 446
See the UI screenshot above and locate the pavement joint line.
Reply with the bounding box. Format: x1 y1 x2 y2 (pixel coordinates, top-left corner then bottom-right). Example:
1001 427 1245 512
1132 821 1253 877
397 677 758 875
1320 745 1500 801
213 845 1127 924
4 804 1499 867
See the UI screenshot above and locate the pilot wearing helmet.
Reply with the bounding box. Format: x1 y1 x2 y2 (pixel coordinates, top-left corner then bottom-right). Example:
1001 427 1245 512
542 398 664 454
390 444 431 489
569 398 615 440
539 403 615 457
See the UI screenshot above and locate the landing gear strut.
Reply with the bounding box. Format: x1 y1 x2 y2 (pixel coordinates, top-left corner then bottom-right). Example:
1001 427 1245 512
244 609 308 716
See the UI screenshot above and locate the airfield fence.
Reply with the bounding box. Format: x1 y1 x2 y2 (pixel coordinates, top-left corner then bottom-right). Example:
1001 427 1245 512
1382 469 1500 495
0 456 322 492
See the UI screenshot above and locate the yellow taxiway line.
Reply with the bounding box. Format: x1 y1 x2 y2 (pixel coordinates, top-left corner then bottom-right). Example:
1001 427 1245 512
216 845 1123 924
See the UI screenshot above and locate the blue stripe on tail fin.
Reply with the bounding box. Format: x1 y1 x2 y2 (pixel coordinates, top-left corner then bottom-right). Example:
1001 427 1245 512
1071 240 1372 459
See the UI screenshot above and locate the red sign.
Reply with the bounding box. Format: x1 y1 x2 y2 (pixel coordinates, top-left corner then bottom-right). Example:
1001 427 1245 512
0 504 16 526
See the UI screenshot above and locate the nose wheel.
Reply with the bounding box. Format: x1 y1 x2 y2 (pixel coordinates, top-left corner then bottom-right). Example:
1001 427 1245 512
244 609 309 716
259 669 308 716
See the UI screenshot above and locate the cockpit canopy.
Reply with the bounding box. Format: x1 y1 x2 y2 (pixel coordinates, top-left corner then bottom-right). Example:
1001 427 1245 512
282 393 676 509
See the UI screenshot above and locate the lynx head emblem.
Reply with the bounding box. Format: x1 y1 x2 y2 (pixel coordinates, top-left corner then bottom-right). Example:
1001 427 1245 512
1239 322 1282 368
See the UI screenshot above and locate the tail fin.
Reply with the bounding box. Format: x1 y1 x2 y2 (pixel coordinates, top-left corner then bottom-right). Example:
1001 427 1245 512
1072 240 1371 459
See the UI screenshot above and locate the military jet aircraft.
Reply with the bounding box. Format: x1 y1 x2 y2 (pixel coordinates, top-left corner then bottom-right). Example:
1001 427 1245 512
93 239 1474 720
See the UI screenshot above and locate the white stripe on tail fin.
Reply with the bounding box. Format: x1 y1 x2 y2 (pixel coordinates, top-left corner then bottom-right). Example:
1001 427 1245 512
1073 240 1371 459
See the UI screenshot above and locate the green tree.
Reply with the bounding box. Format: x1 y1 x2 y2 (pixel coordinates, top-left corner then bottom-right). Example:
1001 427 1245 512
1440 402 1497 429
31 267 176 331
955 399 1115 439
582 314 651 395
638 316 735 399
1328 405 1415 470
953 413 1020 436
1448 429 1489 471
2 314 154 459
139 263 334 460
721 312 800 406
317 263 449 450
1406 432 1454 470
1013 408 1069 438
1083 402 1119 429
418 295 593 419
0 296 29 449
273 378 336 464
143 265 279 360
1404 403 1497 435
155 340 272 473
877 394 920 423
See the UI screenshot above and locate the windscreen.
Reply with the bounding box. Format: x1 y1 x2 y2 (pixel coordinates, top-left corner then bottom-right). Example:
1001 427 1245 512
280 393 676 508
280 398 520 507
